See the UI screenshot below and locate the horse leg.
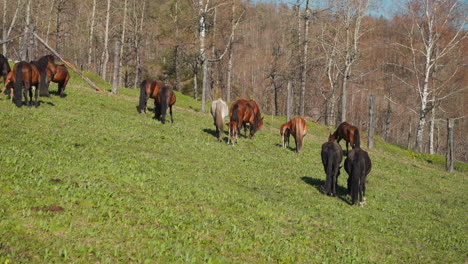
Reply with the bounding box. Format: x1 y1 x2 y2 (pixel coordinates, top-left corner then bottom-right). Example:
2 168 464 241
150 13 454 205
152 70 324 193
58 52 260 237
169 105 174 123
23 84 29 107
34 86 39 107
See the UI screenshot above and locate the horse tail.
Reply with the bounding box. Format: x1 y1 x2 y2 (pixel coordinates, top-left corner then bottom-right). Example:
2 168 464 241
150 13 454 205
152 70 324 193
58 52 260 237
13 63 24 107
160 86 169 124
354 129 360 149
325 151 334 194
38 66 48 97
350 158 362 205
231 103 239 123
138 80 147 113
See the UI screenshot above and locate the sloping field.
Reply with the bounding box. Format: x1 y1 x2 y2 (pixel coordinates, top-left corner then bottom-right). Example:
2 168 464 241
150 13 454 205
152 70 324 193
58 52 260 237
0 72 466 263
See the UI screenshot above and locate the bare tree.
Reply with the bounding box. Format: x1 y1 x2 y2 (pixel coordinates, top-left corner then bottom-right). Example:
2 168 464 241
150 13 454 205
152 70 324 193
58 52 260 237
395 0 467 152
299 0 311 116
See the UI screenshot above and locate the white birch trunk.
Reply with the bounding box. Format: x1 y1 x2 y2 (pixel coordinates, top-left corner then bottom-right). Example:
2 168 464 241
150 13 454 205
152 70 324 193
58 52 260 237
45 0 55 44
101 0 111 81
87 0 96 71
299 0 310 116
199 0 207 112
428 98 435 154
2 0 6 55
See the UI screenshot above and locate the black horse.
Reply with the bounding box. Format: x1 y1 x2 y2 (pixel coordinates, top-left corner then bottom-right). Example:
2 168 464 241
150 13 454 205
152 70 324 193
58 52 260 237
321 141 343 197
0 53 11 87
344 148 372 207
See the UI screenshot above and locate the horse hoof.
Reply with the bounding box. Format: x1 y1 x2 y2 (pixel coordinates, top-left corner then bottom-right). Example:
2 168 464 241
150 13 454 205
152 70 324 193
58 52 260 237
359 202 365 207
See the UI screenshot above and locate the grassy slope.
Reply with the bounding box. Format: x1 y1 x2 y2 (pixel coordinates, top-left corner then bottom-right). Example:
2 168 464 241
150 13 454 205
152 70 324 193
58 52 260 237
0 71 466 263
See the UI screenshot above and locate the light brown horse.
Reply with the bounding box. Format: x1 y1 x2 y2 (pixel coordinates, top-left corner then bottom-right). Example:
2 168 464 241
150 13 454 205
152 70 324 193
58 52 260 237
329 122 360 154
229 99 263 139
46 65 70 97
138 79 176 124
280 117 308 153
3 61 40 107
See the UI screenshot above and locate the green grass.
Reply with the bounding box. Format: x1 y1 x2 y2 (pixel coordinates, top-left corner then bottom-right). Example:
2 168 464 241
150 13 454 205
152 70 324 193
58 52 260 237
0 72 466 263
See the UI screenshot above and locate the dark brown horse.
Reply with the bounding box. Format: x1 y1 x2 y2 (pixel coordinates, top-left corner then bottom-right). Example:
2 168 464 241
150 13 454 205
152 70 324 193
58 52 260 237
46 65 70 97
0 53 11 86
344 148 372 207
31 55 58 97
229 99 263 139
280 117 308 153
321 141 343 197
3 61 40 107
138 79 176 124
328 122 360 154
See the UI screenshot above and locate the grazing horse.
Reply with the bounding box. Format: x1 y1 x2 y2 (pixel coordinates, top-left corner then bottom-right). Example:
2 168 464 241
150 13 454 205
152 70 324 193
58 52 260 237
210 98 229 142
328 122 360 154
155 85 176 124
4 61 40 107
138 79 164 114
344 148 372 207
229 99 263 139
46 65 70 97
31 55 58 97
280 117 308 153
0 53 11 86
321 141 343 197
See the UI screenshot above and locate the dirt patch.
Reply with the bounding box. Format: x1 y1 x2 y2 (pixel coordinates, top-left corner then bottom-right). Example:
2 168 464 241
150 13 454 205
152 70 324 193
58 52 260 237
50 179 62 183
31 205 65 212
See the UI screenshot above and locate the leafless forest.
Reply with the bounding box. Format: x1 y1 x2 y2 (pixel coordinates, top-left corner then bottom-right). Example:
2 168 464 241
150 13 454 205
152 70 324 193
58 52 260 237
2 0 467 161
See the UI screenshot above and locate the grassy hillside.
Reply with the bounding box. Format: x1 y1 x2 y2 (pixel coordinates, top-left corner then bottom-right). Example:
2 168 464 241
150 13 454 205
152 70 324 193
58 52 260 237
0 71 466 263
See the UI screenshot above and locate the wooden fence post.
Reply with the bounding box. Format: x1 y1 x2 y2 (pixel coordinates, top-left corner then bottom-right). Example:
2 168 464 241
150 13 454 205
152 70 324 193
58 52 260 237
112 40 121 94
446 118 454 172
368 94 375 149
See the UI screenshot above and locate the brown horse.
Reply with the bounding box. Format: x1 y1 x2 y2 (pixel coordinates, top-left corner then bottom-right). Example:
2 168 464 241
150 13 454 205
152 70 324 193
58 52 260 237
46 65 70 97
3 61 40 107
229 99 263 139
31 55 58 97
280 117 308 153
155 85 176 124
328 122 360 154
138 79 176 124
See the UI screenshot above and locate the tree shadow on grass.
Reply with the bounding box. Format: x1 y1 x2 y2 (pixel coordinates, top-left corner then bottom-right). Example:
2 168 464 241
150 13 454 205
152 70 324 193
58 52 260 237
301 176 352 205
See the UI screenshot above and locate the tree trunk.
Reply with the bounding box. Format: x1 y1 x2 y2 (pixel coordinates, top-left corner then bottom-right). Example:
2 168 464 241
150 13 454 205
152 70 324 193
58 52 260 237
2 0 6 55
45 0 56 45
22 0 31 61
119 0 128 87
383 100 392 141
198 0 207 111
112 40 121 94
55 0 63 54
87 0 96 71
428 97 436 154
446 118 454 172
101 0 111 81
286 80 292 122
368 94 375 149
299 0 310 116
193 72 198 100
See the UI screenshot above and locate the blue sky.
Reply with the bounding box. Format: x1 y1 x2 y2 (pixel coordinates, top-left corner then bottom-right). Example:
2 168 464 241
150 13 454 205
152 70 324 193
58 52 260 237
253 0 405 18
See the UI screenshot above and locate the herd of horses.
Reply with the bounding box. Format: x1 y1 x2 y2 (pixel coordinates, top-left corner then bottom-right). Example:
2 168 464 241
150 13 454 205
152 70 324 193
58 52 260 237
0 53 70 107
0 53 371 207
211 98 372 207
